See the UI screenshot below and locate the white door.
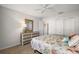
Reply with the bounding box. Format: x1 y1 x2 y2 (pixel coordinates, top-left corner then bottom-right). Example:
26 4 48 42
49 19 56 34
75 18 79 35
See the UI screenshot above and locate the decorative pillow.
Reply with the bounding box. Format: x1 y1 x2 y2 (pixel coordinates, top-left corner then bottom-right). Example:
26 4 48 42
62 37 69 45
68 35 79 47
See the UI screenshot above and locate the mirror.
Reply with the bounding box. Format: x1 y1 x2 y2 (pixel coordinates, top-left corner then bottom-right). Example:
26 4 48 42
23 19 33 33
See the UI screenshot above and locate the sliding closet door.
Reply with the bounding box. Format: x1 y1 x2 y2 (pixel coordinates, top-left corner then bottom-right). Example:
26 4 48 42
75 18 79 34
64 18 75 36
49 19 56 34
55 19 63 35
49 19 63 35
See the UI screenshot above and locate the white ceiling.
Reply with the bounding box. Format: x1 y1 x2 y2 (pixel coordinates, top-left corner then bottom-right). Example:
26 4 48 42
1 4 79 18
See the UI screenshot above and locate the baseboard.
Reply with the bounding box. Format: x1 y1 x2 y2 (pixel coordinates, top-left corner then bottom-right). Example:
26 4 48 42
0 43 21 51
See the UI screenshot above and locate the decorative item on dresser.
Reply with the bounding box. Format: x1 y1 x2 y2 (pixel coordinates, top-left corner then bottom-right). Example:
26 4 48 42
20 32 39 46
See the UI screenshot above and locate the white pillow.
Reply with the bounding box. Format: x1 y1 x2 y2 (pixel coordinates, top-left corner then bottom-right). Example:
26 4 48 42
68 35 79 47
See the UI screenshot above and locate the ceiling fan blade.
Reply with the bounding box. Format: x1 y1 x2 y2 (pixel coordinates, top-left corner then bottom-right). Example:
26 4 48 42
41 9 46 13
45 4 49 7
43 4 50 8
46 4 55 9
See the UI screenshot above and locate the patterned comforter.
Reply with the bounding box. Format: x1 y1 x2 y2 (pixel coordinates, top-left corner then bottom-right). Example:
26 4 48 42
31 35 73 54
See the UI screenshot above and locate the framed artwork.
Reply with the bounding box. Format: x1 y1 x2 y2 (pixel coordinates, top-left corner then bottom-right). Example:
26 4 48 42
24 19 33 33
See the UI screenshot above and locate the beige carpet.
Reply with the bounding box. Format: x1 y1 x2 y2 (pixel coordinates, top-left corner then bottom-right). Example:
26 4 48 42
0 43 35 54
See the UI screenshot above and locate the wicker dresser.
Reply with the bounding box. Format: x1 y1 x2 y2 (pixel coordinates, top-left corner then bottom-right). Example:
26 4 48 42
20 32 39 46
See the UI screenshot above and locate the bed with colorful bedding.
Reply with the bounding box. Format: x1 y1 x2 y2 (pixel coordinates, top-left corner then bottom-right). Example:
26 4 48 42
31 34 73 54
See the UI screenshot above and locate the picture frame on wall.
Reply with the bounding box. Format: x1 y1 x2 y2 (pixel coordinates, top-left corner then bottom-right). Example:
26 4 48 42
24 19 33 33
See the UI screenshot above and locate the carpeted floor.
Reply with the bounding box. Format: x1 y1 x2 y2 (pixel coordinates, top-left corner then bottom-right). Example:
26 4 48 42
0 43 35 54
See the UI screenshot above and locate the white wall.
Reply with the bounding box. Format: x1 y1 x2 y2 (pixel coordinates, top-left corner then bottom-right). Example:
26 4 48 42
0 6 40 50
42 10 79 36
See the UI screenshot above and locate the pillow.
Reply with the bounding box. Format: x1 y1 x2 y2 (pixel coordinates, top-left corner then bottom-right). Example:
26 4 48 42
62 37 69 45
68 32 76 39
68 35 79 47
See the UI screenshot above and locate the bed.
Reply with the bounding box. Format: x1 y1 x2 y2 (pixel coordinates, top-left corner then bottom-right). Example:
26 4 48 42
31 34 74 54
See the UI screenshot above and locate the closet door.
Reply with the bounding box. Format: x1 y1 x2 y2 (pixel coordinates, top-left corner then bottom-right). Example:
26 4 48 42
55 19 63 35
75 18 79 35
64 18 75 36
49 19 56 34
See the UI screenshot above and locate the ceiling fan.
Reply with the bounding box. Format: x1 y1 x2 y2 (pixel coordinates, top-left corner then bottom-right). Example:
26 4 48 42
36 4 54 13
36 4 64 15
